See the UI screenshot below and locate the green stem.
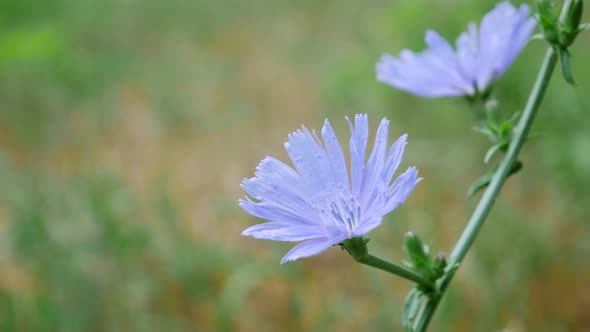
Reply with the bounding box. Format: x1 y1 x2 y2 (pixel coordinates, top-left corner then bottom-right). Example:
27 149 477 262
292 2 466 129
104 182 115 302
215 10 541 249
359 254 435 291
343 237 435 289
415 48 557 332
411 0 578 325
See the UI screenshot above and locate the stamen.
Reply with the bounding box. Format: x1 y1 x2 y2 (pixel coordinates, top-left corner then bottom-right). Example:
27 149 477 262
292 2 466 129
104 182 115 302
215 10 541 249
311 188 361 236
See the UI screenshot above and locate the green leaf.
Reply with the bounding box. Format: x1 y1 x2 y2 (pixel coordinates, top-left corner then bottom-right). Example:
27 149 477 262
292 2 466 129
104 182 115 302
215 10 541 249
402 288 422 331
509 111 521 124
467 161 524 198
467 168 495 198
498 141 510 153
509 160 524 177
402 259 414 269
486 120 500 136
472 126 496 141
499 120 512 138
558 47 576 85
484 143 502 164
433 254 447 280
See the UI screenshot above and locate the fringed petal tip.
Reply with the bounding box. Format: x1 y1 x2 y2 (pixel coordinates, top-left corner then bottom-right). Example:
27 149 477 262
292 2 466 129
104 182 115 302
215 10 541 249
376 54 397 73
237 197 249 207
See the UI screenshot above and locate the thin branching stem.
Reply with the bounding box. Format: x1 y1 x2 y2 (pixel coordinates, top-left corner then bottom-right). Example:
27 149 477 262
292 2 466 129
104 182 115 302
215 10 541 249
412 1 575 330
360 254 435 291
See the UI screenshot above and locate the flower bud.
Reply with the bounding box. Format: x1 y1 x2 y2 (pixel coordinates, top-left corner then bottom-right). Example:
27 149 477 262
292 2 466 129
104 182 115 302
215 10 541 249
433 253 447 279
559 0 584 47
537 0 560 44
404 232 428 263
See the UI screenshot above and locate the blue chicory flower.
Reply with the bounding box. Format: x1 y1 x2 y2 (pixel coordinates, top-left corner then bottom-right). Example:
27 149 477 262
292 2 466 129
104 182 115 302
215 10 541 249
376 1 537 98
240 114 421 263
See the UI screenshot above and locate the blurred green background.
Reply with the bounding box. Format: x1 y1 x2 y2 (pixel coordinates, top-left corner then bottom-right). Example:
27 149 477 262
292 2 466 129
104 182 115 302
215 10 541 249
0 0 589 331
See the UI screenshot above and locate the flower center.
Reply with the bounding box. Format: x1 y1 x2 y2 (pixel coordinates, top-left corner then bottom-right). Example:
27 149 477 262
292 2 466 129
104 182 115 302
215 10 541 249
310 187 361 237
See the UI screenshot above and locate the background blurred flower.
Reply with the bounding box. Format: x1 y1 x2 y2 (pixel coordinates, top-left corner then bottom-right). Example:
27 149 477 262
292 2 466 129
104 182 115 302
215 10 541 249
240 114 421 263
376 1 537 98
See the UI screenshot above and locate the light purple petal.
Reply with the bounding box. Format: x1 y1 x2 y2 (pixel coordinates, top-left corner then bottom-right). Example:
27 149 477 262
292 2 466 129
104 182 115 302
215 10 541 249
347 114 368 197
242 222 326 242
239 198 319 226
285 128 332 191
455 22 480 79
385 167 421 212
242 157 315 220
360 118 389 208
496 5 537 74
321 119 349 191
423 30 472 90
377 1 535 97
280 237 344 264
476 2 513 87
352 216 383 238
382 134 407 185
376 51 472 97
476 1 536 90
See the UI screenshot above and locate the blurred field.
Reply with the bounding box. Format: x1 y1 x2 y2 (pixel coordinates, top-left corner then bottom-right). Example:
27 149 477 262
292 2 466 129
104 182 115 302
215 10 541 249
1 0 589 331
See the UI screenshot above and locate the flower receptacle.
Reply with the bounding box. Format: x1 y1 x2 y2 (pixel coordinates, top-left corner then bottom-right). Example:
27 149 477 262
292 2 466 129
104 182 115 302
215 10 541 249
340 237 370 263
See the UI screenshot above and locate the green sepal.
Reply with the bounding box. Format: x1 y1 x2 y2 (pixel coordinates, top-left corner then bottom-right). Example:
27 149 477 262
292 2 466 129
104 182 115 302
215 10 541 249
339 237 369 262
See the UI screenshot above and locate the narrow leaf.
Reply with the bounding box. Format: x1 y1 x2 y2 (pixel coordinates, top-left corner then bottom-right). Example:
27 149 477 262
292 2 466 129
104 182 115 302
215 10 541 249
486 120 500 135
500 115 517 138
402 288 422 331
498 141 509 153
558 47 576 85
484 144 502 164
467 160 524 198
472 126 496 141
509 111 521 124
467 169 495 198
508 160 523 177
